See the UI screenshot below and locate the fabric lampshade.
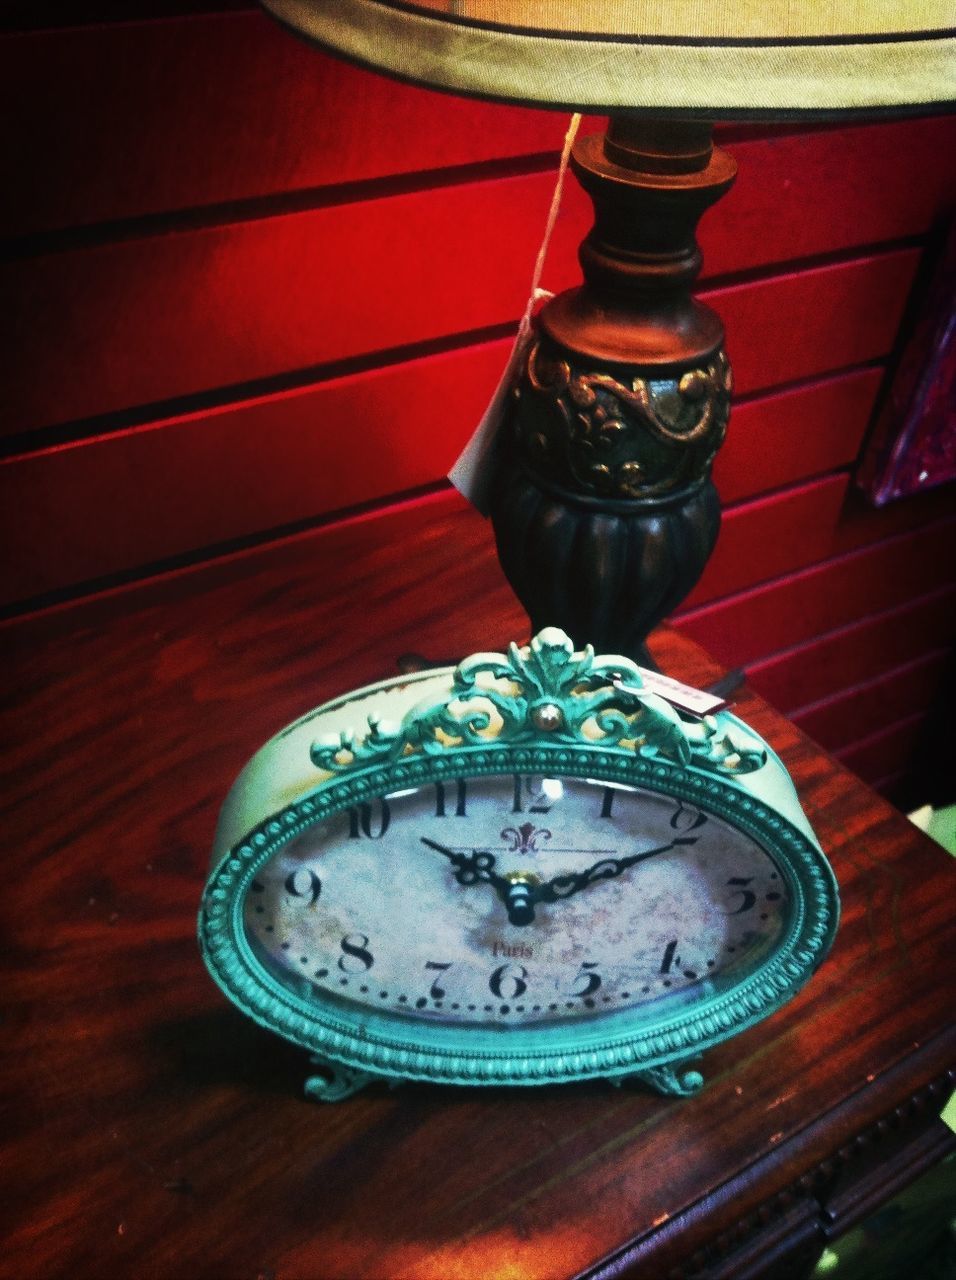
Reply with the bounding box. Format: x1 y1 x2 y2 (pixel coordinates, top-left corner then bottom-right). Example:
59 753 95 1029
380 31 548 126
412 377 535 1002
261 0 954 115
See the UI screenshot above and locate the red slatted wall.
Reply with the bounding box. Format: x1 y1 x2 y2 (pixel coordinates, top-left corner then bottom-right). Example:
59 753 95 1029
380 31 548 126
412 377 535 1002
2 6 954 806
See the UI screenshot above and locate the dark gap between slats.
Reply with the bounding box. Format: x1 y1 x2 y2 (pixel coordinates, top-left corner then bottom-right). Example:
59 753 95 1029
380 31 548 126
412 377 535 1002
0 153 564 262
0 337 889 464
0 2 255 34
0 478 450 622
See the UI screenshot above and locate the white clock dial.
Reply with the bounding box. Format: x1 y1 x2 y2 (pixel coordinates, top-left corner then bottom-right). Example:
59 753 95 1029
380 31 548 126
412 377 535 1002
243 774 789 1027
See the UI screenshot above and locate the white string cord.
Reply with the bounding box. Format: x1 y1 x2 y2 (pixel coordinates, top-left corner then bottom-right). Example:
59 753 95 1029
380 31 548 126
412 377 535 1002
447 113 582 512
519 111 582 334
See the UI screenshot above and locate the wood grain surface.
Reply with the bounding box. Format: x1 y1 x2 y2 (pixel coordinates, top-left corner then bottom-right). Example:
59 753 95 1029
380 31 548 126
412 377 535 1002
2 508 953 1280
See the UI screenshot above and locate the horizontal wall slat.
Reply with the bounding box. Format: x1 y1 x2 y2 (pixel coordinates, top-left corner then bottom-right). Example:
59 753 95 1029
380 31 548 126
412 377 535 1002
792 650 951 756
1 232 918 438
3 14 954 247
707 251 917 398
831 480 956 558
0 488 523 651
676 516 956 668
1 171 556 435
835 714 929 790
0 343 509 606
712 117 956 276
0 13 570 238
746 588 956 713
0 355 881 608
682 474 849 611
712 367 880 504
788 650 952 757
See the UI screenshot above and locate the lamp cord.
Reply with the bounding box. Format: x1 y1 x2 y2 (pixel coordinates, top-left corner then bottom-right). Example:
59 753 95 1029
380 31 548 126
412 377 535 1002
447 113 581 514
520 112 582 337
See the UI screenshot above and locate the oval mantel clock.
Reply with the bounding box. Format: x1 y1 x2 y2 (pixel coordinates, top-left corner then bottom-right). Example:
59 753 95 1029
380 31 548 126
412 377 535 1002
199 629 838 1101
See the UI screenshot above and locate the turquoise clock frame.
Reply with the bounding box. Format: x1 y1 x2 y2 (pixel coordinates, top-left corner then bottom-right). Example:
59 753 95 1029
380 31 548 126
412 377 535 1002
199 629 839 1101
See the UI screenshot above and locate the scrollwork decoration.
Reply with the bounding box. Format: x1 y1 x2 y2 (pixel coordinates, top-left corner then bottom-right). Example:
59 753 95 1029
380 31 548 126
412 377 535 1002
628 1062 705 1097
311 628 764 779
305 1058 383 1102
516 339 732 500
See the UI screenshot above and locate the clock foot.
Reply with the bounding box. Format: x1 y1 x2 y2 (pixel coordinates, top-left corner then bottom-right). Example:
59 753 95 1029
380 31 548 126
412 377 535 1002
304 1057 380 1102
623 1062 705 1097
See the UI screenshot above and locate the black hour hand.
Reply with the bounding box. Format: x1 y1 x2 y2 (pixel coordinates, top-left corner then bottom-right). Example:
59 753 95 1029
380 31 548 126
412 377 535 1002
420 836 499 884
420 837 536 926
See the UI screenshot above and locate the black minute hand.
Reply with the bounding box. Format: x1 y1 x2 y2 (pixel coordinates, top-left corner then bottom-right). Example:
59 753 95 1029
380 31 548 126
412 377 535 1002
535 834 700 906
421 833 699 926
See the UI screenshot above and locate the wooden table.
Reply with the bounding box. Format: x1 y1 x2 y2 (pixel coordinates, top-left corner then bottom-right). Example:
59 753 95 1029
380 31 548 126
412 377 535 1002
3 497 954 1280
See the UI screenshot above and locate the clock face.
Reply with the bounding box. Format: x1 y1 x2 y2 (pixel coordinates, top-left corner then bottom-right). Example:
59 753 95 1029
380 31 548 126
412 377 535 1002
242 773 790 1030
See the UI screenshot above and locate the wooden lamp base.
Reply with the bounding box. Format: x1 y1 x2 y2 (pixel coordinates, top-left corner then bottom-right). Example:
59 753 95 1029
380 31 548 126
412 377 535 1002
490 118 737 666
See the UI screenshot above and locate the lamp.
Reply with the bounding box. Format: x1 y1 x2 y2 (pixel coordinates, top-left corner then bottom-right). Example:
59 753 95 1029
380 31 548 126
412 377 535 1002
260 1 954 665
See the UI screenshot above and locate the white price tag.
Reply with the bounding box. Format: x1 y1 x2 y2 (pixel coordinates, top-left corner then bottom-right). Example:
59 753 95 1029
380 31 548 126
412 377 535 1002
616 670 729 717
447 323 534 516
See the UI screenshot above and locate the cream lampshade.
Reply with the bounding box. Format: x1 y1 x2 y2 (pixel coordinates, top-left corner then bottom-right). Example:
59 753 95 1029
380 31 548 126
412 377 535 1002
261 1 954 113
259 0 955 665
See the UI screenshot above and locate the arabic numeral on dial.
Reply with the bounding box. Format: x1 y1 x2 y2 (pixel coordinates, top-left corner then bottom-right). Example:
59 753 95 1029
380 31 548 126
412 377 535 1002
283 868 322 906
489 964 528 1000
424 960 453 999
338 933 374 973
669 800 708 832
659 939 680 975
570 961 602 998
434 779 467 818
347 798 391 839
512 775 552 814
725 876 757 914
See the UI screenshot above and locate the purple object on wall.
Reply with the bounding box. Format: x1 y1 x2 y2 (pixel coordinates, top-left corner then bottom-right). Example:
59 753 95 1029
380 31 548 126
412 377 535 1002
857 221 956 506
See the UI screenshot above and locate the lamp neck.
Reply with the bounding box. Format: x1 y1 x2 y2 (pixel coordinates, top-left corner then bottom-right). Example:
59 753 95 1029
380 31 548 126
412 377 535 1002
537 114 736 367
602 117 715 175
572 115 735 300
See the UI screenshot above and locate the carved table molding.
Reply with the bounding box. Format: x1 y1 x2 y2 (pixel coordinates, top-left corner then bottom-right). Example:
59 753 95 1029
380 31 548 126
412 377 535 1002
589 1062 955 1280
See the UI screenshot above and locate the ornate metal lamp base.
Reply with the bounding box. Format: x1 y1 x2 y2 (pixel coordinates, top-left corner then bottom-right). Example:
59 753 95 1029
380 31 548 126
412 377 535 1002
490 118 736 666
491 465 722 672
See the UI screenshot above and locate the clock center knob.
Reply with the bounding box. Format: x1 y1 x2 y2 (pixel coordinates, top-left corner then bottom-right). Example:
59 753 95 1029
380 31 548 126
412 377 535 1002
502 871 541 928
